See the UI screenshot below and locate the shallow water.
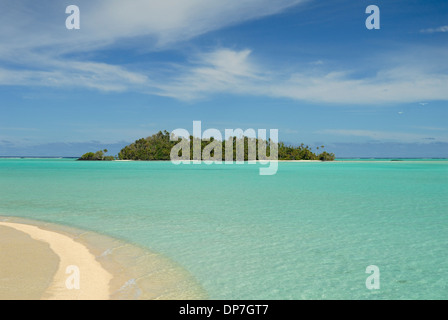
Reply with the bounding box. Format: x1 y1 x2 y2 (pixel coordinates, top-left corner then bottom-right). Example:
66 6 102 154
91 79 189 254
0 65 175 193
0 158 447 299
0 215 207 300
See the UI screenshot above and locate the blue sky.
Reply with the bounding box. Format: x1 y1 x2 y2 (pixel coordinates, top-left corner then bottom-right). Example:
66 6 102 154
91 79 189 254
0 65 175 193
0 0 447 157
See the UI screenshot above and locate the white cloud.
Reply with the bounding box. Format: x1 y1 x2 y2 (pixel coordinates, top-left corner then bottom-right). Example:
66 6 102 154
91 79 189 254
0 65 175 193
420 25 448 34
0 0 307 55
151 48 264 99
151 48 448 105
88 0 307 47
267 67 448 104
411 126 447 132
2 46 448 105
0 61 148 92
0 0 305 95
1 1 448 106
310 60 324 65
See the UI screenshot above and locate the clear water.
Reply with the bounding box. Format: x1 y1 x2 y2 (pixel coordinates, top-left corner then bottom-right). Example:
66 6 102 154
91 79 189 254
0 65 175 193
0 158 447 299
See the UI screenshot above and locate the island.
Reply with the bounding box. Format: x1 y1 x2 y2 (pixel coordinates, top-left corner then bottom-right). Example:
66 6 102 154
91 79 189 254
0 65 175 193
79 131 335 161
78 149 115 161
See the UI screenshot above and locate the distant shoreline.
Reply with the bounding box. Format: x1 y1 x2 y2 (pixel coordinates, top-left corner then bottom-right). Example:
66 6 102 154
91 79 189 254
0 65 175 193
1 157 447 161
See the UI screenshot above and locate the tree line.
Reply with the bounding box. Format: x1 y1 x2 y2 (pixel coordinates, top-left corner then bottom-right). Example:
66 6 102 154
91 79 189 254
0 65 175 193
79 130 335 161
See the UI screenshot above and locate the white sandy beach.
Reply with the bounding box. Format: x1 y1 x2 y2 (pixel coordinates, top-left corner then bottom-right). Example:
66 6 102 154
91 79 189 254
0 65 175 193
0 218 207 300
0 221 112 300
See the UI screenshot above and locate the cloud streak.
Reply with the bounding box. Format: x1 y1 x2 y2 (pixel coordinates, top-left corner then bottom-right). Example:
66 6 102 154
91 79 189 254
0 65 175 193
0 0 305 94
2 46 448 105
0 0 307 55
420 25 448 34
151 48 448 105
316 129 448 143
0 61 148 92
1 1 448 105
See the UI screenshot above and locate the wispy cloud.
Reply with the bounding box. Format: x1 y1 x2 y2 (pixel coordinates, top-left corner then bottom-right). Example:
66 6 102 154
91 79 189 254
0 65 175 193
1 1 448 106
316 129 448 143
410 126 447 132
420 25 448 34
2 46 448 105
0 0 307 56
0 0 306 94
151 48 264 99
0 61 148 92
152 47 448 105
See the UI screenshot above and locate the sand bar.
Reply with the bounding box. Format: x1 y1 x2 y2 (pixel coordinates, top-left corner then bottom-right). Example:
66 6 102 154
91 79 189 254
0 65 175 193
0 221 112 300
0 225 58 300
0 217 207 300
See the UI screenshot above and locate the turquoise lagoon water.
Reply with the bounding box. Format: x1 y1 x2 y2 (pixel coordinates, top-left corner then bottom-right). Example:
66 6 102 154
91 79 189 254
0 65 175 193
0 158 447 299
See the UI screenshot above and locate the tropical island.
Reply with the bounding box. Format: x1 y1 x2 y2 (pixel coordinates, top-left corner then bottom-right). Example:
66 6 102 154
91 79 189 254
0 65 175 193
78 149 115 161
79 131 335 161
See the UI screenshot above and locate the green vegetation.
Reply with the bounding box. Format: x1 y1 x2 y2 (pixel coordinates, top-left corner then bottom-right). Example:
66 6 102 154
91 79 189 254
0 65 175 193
78 149 115 161
278 142 335 161
79 131 335 161
118 131 174 161
115 131 335 161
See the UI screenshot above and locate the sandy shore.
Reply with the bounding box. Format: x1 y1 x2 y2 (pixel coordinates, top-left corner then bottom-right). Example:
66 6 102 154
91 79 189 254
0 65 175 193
0 221 112 300
0 225 58 299
0 217 207 300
